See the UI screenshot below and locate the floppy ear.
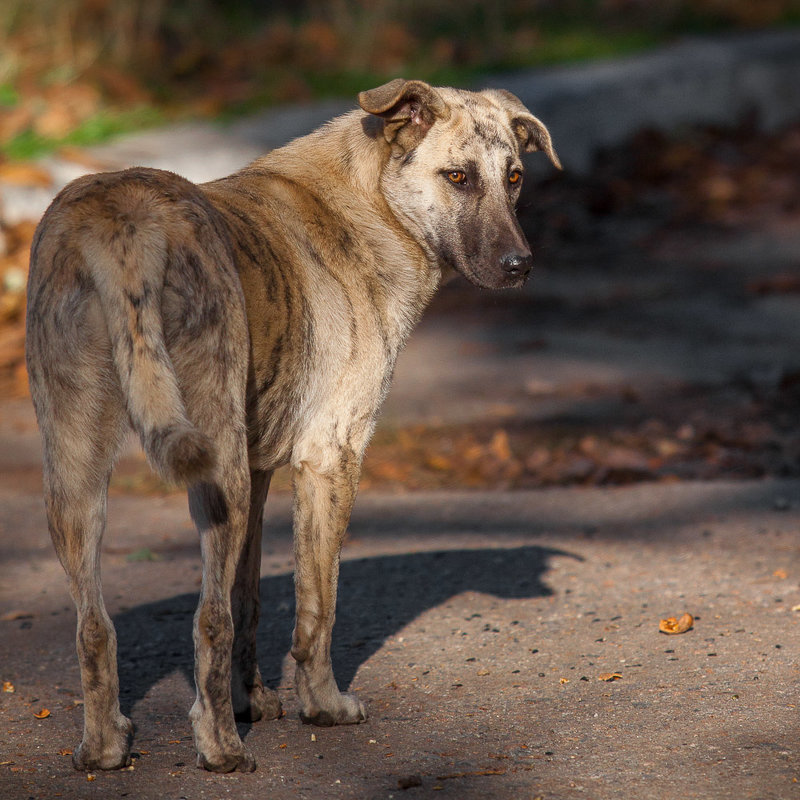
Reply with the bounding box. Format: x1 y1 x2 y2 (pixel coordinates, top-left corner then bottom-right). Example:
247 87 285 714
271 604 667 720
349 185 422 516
358 79 451 151
484 89 562 169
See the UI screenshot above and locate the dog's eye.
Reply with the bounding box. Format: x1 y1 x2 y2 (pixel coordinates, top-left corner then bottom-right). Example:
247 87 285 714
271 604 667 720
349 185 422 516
446 170 467 185
508 169 523 185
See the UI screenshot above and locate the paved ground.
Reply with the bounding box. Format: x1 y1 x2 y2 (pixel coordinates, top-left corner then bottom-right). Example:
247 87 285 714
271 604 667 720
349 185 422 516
2 458 800 799
3 198 800 799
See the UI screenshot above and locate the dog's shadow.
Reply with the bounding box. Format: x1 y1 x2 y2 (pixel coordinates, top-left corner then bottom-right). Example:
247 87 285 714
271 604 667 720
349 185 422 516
114 543 572 719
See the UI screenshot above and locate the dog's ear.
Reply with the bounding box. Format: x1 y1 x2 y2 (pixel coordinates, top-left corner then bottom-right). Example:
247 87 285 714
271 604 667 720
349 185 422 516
484 89 562 170
359 79 451 150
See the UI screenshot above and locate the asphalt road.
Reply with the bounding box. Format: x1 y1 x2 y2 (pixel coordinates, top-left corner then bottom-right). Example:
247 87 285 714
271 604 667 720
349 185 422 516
1 452 799 798
2 204 800 797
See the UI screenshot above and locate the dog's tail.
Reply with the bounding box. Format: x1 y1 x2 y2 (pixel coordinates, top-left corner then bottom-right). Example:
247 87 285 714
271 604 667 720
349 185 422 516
81 204 216 487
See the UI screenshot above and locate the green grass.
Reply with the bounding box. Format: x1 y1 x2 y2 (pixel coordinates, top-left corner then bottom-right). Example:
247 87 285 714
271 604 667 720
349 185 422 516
2 106 164 160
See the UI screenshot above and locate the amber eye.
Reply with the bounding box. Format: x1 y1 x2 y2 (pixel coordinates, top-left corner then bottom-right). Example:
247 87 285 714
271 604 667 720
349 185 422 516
508 169 522 185
446 170 467 185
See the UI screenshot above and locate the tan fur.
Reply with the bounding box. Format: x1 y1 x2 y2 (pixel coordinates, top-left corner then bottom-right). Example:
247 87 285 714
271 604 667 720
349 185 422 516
25 80 559 773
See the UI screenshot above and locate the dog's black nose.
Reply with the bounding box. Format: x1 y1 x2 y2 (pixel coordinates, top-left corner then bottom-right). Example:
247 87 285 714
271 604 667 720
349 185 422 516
501 253 533 278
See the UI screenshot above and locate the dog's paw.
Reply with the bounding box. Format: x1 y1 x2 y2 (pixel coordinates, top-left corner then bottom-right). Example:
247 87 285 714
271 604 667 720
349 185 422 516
71 716 134 771
196 748 257 773
72 745 132 772
300 692 367 727
234 685 283 723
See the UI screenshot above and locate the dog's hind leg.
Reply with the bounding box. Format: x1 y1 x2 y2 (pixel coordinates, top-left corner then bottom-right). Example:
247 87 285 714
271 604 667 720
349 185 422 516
187 445 257 772
230 468 283 723
290 457 367 726
28 309 132 770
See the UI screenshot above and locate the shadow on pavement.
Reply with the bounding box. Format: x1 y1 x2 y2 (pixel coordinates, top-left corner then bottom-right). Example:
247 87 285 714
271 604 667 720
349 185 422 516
113 543 575 720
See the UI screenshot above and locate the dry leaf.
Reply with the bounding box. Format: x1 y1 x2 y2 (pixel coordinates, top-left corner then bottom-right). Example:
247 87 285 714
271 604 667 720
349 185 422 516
476 668 491 676
58 748 72 756
489 429 512 462
33 708 51 719
597 672 623 681
425 454 452 472
559 677 569 684
0 610 33 622
2 681 14 693
0 163 53 188
659 612 694 634
773 569 788 580
86 773 96 781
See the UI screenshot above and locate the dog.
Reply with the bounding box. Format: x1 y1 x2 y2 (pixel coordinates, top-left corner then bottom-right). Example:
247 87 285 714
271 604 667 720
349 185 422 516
25 79 560 773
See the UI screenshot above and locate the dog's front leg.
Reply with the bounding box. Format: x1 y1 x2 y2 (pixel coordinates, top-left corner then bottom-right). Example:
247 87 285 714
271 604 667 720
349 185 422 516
291 458 367 726
188 464 257 773
230 468 283 723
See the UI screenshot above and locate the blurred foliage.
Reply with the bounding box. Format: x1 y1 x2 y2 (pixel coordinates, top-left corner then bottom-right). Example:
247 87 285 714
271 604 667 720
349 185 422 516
1 0 799 156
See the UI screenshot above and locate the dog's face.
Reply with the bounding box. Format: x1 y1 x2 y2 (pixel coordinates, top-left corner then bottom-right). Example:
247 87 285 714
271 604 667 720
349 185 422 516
360 80 561 290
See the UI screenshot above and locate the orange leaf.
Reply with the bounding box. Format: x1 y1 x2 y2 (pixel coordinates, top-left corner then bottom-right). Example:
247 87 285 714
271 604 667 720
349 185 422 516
659 612 694 634
2 681 14 693
597 672 622 681
0 163 53 188
33 708 50 719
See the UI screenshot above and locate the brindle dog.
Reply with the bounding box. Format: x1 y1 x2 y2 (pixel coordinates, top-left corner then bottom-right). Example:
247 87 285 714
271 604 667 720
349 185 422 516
25 79 560 773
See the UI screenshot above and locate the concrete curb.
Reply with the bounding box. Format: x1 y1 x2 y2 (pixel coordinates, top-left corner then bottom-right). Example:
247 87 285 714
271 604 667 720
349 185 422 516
2 29 800 223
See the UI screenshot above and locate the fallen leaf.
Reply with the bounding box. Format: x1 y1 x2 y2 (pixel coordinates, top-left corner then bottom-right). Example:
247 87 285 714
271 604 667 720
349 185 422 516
489 429 512 461
425 454 452 472
57 749 72 756
659 612 694 634
598 672 623 681
0 610 33 622
0 162 53 188
2 681 14 693
476 668 491 676
559 677 570 684
33 708 50 719
773 569 788 580
747 273 800 295
86 773 96 781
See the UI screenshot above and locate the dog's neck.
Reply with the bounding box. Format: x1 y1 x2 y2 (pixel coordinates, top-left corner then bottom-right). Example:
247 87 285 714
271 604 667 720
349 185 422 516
248 110 442 317
259 110 387 200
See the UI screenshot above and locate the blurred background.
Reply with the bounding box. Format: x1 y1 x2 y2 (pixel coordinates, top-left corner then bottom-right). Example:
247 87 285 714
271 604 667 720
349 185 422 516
1 0 798 159
2 0 800 494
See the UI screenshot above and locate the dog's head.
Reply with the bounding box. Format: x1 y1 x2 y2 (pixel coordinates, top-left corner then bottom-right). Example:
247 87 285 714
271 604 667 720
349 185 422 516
359 79 561 290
